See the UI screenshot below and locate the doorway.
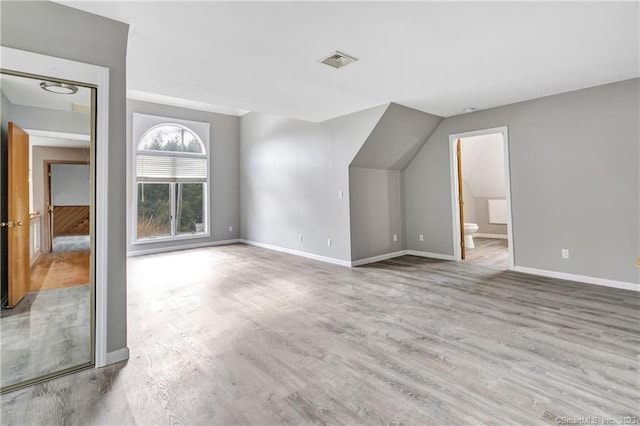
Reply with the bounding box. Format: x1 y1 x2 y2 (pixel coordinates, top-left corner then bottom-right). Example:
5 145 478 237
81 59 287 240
449 126 514 270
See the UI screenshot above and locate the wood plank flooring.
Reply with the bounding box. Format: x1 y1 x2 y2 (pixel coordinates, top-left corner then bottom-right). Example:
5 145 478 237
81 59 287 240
1 243 638 425
30 250 90 292
464 237 509 270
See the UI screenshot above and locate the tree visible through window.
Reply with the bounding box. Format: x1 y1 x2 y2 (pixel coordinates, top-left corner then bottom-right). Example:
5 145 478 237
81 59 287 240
135 123 208 241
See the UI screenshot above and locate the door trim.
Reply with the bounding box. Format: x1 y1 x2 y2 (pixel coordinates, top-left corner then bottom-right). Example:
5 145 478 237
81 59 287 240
2 46 110 368
448 126 515 270
44 160 89 253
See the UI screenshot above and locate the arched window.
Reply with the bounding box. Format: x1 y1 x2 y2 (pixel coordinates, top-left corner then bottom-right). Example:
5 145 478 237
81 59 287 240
133 114 210 242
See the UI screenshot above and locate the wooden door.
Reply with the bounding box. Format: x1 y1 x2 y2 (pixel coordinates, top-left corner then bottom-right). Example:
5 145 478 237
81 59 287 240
6 123 30 307
456 139 465 260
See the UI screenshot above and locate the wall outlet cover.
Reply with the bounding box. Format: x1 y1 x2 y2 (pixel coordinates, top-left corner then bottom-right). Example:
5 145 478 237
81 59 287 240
419 234 424 241
561 249 570 259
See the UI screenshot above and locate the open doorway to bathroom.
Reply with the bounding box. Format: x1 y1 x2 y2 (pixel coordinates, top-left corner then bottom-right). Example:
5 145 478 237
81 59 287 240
449 127 514 270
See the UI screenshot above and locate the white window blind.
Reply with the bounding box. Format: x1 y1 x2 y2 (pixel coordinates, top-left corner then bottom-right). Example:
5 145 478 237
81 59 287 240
136 154 207 183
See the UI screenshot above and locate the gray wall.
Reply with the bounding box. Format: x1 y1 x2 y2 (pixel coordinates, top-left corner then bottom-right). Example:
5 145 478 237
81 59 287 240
0 91 11 305
348 103 442 262
51 164 90 206
11 105 89 135
349 167 405 260
240 105 387 262
1 1 130 352
405 78 639 284
126 100 240 253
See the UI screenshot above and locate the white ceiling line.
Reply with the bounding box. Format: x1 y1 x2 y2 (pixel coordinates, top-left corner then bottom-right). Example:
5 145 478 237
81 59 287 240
127 89 250 117
24 129 90 141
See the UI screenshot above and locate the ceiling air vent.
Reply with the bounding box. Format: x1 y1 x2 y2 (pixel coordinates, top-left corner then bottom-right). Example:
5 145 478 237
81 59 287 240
318 51 358 69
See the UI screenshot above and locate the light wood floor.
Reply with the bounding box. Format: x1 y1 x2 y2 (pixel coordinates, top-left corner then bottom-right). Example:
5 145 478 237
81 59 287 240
1 244 638 425
464 237 509 269
30 250 90 291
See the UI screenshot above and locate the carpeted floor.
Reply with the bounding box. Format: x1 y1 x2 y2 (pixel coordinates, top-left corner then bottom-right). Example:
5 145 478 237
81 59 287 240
52 235 90 253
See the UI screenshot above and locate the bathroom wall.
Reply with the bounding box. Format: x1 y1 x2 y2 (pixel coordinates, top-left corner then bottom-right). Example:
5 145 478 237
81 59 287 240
460 133 507 236
474 197 508 236
461 180 477 224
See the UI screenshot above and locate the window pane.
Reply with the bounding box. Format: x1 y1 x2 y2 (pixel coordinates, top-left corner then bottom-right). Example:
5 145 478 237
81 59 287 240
139 125 203 153
176 183 205 234
137 183 171 238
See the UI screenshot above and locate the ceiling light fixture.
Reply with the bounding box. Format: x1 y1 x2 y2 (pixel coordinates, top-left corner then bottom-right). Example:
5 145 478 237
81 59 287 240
318 51 358 69
40 81 78 95
463 107 476 113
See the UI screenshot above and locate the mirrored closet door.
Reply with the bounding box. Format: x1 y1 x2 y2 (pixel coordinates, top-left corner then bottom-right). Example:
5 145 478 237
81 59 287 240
0 70 95 392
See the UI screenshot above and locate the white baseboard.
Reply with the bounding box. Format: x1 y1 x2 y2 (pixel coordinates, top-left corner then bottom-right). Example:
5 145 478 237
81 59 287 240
514 266 639 292
407 250 455 261
351 250 407 267
127 239 241 257
105 347 130 366
240 239 351 267
475 233 508 239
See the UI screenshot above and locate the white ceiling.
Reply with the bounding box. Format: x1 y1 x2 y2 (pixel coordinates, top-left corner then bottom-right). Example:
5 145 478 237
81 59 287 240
0 73 91 112
57 1 639 122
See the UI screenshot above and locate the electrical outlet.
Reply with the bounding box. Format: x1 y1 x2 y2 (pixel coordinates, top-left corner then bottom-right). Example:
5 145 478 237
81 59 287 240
327 238 332 247
228 225 233 232
419 234 424 242
298 234 303 243
393 234 398 242
561 249 570 259
338 190 343 199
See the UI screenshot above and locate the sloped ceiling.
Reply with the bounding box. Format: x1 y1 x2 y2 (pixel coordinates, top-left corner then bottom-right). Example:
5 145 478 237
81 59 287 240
350 103 442 170
460 133 505 198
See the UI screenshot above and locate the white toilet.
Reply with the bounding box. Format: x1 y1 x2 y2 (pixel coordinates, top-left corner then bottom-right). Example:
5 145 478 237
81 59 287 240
464 223 479 249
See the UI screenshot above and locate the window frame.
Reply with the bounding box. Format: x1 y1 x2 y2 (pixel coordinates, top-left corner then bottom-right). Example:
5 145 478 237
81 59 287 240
131 113 211 245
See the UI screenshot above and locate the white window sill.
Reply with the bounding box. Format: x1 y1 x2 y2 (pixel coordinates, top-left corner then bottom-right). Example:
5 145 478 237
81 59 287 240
132 232 211 246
